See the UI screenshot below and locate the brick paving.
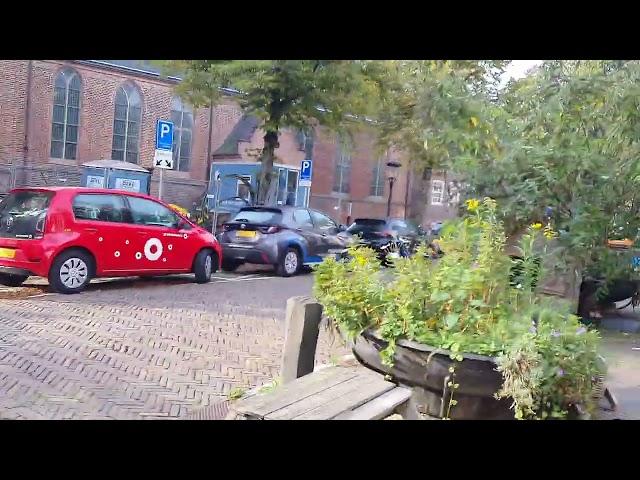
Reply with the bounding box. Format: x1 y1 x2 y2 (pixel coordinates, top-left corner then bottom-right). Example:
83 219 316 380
0 272 348 420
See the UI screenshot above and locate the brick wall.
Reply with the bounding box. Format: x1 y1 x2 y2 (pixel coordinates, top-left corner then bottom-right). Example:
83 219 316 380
0 60 28 161
308 126 410 222
0 60 422 217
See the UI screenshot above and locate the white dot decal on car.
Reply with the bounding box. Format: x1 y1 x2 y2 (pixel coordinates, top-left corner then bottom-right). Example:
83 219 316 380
114 251 120 258
162 258 167 262
144 238 163 261
135 252 142 260
125 240 130 245
183 234 188 239
98 237 103 242
168 244 173 251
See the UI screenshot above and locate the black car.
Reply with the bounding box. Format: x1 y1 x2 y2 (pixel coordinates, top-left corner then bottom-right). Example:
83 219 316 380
218 206 349 276
344 218 426 263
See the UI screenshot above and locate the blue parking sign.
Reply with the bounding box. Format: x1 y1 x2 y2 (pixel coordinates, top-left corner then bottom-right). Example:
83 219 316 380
156 120 174 151
300 159 312 182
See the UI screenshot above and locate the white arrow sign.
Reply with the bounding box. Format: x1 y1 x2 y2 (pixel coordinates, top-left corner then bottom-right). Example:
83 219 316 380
154 149 173 169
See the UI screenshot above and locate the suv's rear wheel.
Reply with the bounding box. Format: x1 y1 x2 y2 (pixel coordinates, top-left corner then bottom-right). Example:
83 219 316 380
0 273 28 287
49 249 93 294
276 248 301 277
194 249 217 283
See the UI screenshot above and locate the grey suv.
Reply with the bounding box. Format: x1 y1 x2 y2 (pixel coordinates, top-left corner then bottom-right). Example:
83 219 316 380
218 206 349 276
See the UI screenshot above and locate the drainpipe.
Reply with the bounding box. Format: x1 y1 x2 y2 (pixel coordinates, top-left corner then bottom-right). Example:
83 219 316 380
404 168 411 220
23 61 33 162
205 98 214 187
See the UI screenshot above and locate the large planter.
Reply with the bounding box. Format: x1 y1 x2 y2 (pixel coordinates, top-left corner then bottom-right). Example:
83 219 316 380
352 329 515 420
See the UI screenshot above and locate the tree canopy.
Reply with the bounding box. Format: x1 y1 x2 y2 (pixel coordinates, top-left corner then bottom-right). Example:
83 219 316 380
161 60 386 203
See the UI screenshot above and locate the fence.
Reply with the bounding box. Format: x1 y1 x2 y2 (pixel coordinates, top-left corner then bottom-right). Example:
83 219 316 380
0 160 206 208
0 160 84 194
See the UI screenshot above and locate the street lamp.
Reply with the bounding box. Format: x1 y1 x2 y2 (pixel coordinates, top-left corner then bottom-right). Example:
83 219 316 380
386 160 402 217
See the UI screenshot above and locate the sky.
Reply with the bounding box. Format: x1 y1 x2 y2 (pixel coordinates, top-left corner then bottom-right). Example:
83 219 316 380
500 60 543 87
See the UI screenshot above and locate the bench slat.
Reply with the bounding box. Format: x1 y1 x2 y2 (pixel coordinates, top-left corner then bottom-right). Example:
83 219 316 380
268 372 395 420
334 387 412 420
234 366 361 419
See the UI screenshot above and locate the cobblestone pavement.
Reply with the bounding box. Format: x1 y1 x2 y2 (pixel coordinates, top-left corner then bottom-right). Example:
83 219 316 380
0 269 348 420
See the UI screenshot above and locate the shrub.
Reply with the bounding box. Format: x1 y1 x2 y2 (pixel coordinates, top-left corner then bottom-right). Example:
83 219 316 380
314 198 604 419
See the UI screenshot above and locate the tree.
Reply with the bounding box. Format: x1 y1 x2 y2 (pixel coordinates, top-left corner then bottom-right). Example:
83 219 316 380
160 60 385 204
454 60 640 286
373 60 506 215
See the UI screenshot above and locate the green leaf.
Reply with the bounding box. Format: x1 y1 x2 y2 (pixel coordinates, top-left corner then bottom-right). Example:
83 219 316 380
430 291 450 302
445 313 460 328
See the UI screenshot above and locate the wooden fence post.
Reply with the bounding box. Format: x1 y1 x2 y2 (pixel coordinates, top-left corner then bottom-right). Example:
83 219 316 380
281 296 323 384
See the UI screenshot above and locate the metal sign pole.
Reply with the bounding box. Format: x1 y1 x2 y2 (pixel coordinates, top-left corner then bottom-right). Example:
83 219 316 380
211 180 218 236
158 168 164 200
211 171 221 236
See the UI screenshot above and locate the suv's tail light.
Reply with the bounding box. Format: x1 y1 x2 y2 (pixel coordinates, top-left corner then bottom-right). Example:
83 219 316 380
261 225 280 234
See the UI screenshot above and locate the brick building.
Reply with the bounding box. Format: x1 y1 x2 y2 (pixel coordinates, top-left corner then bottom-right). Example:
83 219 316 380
0 60 425 224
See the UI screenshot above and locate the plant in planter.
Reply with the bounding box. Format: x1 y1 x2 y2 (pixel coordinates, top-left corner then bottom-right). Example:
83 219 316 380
314 198 605 420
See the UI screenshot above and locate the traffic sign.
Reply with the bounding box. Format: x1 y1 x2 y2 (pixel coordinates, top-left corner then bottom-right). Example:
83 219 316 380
156 120 174 151
300 159 312 187
154 149 173 169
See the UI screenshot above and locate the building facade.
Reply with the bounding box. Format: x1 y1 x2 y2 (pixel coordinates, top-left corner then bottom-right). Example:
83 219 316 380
0 60 417 224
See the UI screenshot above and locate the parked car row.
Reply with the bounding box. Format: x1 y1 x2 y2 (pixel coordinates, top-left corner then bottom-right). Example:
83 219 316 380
0 186 431 294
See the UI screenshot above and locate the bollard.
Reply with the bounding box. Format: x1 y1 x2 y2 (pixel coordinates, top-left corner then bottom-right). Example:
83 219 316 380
281 296 323 384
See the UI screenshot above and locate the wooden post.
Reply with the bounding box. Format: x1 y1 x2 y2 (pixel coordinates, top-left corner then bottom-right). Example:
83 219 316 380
281 296 323 384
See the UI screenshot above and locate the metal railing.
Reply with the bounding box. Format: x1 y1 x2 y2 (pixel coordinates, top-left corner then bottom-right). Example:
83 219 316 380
0 160 83 193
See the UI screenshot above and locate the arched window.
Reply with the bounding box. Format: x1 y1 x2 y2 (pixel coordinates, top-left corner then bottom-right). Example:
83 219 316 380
371 153 386 197
333 136 352 194
170 97 193 172
112 83 142 163
50 68 81 160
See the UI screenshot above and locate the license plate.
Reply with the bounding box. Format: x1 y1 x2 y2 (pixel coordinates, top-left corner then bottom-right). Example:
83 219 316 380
236 230 256 238
0 248 16 259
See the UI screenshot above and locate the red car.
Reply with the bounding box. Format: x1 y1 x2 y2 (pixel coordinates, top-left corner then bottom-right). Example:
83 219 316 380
0 187 221 294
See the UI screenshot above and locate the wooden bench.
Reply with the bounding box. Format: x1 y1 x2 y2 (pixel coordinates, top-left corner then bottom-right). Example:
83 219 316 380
227 364 413 420
223 296 420 420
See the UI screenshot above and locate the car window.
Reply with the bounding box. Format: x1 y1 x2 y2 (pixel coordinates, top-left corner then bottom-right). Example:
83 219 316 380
389 219 418 235
232 208 282 225
126 196 179 228
73 194 129 223
293 209 313 229
347 219 386 237
0 190 54 239
310 210 337 232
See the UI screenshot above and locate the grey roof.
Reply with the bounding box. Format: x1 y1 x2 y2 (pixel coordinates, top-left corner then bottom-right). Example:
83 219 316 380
82 159 150 173
212 115 260 156
85 60 167 77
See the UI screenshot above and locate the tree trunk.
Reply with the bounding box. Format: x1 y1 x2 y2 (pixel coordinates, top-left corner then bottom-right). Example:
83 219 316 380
257 130 280 205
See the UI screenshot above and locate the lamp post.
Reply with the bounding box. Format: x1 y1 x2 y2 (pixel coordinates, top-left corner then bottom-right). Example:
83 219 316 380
386 160 402 217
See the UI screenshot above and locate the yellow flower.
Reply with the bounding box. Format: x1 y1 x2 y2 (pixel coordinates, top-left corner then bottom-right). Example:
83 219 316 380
543 225 556 240
531 223 543 230
354 254 367 267
465 199 480 212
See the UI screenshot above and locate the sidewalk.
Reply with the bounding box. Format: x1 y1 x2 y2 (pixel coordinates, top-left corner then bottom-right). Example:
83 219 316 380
599 331 640 419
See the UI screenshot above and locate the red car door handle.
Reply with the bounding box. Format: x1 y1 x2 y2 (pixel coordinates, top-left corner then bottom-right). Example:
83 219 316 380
137 231 147 236
84 228 98 233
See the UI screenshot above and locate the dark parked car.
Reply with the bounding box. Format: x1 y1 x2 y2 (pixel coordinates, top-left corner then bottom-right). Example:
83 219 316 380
346 218 424 247
218 206 349 276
